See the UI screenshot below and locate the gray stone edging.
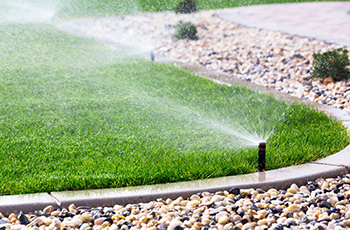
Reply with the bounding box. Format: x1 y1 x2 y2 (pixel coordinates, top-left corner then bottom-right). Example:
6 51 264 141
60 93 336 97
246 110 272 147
0 161 348 216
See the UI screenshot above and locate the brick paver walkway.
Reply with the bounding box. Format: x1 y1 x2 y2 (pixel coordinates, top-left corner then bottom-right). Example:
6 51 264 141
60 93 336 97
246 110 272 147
218 2 350 47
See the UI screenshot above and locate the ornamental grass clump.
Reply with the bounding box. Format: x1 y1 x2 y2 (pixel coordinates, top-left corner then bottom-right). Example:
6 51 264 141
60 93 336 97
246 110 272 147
311 48 350 82
173 21 198 40
174 0 197 14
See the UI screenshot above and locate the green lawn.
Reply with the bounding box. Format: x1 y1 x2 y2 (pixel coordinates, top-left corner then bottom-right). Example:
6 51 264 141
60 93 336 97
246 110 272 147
0 0 349 195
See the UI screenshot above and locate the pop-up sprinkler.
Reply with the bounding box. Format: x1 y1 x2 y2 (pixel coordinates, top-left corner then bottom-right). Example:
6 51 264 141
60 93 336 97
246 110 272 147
258 142 266 172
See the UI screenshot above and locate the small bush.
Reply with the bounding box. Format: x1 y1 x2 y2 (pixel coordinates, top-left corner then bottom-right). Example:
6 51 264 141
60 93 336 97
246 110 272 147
311 48 350 82
174 0 197 14
173 21 198 40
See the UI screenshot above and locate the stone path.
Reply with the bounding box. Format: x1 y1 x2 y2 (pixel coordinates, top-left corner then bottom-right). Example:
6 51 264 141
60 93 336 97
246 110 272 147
218 2 350 48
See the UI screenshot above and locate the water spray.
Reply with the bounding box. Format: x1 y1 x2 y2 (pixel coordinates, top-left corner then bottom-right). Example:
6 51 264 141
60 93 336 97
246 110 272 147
258 142 266 172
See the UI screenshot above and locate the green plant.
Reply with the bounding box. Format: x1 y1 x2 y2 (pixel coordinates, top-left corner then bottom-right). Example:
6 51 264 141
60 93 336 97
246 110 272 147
311 48 350 82
174 0 197 14
173 21 198 40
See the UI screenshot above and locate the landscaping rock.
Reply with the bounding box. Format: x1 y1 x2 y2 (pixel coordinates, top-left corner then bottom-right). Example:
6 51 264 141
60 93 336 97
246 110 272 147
18 212 29 225
3 174 350 229
58 10 350 112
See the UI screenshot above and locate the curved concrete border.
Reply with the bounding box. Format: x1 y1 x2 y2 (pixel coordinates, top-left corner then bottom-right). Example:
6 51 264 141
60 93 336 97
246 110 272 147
2 3 350 217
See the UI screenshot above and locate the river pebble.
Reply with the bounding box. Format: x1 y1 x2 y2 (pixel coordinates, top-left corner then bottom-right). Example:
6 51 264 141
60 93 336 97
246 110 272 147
58 10 350 112
4 175 350 229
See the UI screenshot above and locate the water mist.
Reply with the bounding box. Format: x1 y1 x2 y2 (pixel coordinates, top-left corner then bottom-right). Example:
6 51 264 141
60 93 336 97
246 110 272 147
0 0 57 24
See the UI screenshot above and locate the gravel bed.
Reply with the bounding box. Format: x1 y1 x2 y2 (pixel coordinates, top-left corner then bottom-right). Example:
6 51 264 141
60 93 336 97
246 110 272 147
57 10 350 112
4 175 350 230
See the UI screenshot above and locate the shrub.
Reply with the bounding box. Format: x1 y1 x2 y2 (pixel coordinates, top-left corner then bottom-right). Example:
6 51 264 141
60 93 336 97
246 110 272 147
174 0 197 14
173 21 198 40
311 48 350 82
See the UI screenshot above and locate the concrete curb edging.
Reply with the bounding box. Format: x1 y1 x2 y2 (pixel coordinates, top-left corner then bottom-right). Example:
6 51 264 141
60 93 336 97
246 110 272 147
0 193 59 216
50 162 348 208
1 161 349 216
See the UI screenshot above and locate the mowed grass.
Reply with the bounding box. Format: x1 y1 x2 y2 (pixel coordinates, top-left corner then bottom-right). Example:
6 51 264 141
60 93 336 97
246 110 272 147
0 0 349 195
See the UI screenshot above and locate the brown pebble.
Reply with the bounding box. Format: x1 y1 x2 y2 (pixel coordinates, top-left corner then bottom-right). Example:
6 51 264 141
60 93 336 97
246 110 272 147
94 218 106 226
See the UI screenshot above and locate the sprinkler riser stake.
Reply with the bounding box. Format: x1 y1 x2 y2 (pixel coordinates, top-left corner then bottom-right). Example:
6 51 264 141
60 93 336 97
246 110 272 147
258 142 266 172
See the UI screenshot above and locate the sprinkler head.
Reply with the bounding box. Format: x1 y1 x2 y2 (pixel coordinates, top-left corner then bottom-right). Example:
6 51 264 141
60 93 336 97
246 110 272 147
150 51 155 61
258 142 266 172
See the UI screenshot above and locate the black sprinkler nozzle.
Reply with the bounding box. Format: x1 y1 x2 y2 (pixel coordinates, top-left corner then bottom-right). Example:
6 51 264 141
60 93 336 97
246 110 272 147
258 142 266 172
